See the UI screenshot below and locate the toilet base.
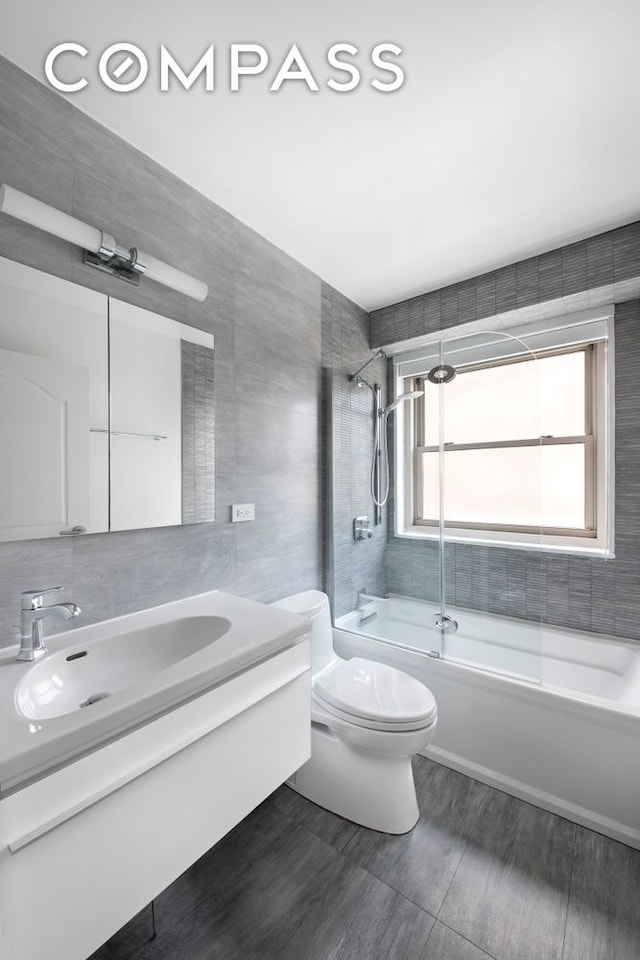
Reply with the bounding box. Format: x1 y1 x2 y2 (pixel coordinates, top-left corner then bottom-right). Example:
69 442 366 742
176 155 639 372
287 724 421 834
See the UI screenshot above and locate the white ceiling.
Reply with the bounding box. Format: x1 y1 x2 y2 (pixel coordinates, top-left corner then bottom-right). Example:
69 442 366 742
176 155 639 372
2 0 640 311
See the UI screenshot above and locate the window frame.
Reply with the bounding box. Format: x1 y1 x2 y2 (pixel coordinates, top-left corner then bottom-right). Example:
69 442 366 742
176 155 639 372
393 311 615 556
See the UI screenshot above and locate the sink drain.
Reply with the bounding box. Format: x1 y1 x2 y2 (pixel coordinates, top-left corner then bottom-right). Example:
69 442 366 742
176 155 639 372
79 692 110 709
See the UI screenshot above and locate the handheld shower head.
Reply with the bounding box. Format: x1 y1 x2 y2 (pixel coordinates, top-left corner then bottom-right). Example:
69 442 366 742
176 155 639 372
369 388 424 512
353 374 376 393
383 389 424 417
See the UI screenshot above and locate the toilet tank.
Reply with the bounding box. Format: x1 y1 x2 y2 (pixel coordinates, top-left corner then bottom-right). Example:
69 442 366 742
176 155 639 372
270 590 334 677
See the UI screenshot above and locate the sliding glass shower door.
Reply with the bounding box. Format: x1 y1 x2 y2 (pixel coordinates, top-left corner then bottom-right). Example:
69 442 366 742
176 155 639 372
421 331 547 683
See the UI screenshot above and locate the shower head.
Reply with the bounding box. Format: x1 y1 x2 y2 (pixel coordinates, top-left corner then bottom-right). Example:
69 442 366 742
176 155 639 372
427 363 457 384
383 389 424 417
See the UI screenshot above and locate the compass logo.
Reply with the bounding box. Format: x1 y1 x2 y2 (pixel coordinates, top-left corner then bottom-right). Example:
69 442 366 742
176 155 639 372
44 42 405 94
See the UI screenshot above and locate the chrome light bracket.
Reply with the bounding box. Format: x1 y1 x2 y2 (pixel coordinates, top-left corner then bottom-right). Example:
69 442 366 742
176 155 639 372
83 230 147 286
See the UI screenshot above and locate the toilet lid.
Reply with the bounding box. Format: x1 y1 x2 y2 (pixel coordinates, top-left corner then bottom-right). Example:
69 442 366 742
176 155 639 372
314 657 437 726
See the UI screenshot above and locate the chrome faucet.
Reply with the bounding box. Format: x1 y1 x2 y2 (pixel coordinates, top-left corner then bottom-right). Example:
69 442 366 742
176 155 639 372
17 586 81 662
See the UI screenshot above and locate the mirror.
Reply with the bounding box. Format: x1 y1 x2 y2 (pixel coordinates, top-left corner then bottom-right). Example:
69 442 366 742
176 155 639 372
0 256 215 542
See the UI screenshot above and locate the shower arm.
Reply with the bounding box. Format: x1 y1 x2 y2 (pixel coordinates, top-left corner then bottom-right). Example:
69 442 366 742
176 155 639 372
349 349 386 386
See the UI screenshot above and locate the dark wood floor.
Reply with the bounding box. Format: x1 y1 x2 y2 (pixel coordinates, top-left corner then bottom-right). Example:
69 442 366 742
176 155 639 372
89 757 640 960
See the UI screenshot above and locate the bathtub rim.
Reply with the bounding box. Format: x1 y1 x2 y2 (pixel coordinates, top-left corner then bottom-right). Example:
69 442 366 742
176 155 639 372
339 592 638 657
333 625 640 733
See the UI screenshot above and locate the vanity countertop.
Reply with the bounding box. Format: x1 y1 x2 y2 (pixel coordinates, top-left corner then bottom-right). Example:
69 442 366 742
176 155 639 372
0 590 309 794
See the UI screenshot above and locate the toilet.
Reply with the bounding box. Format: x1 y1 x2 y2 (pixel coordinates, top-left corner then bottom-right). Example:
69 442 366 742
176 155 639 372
271 590 438 834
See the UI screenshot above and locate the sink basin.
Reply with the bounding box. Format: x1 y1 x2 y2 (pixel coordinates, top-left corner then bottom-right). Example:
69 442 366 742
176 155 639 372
16 616 230 721
0 589 309 795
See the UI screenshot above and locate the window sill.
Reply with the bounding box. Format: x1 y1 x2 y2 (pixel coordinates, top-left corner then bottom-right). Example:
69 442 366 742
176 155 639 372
397 524 614 558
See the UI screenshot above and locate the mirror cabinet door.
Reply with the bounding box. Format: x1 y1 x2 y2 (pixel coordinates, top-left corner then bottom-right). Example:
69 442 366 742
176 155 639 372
0 257 214 542
0 258 108 541
109 299 218 531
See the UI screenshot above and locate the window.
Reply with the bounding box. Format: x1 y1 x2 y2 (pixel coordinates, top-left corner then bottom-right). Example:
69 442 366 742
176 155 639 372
396 314 614 554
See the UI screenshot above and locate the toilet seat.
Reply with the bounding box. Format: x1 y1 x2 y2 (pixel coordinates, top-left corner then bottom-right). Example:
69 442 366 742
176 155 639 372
314 657 437 732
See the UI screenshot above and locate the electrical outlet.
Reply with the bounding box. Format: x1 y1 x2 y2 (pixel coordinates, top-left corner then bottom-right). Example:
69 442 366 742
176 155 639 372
231 503 255 522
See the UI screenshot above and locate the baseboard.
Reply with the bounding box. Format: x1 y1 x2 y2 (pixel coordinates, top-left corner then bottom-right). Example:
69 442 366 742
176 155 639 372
421 745 640 851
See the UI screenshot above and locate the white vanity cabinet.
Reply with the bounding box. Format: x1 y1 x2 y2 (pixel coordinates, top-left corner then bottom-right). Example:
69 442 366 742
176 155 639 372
0 595 311 960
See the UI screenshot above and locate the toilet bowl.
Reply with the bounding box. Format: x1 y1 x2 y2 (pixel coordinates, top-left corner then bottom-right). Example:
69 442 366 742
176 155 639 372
271 590 437 834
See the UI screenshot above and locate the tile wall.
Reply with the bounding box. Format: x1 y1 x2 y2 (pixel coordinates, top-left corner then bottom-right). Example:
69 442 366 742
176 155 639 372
370 224 640 348
320 211 640 636
181 341 216 524
0 55 326 642
321 283 387 615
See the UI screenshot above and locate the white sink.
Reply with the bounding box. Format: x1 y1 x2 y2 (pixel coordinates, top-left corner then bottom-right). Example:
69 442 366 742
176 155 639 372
0 589 310 793
0 590 311 960
16 616 231 721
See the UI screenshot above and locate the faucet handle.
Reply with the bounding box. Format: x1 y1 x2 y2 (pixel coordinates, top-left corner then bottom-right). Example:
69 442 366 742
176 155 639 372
21 586 64 610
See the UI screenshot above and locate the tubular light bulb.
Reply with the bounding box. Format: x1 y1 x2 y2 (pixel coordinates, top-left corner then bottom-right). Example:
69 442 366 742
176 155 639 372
0 183 208 302
0 184 103 252
142 253 208 302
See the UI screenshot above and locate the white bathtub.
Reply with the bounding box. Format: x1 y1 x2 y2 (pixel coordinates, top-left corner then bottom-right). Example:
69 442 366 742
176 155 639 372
335 595 640 849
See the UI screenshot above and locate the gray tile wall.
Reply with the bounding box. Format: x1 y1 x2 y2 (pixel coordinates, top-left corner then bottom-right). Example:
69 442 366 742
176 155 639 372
0 55 322 643
181 341 215 524
370 224 640 347
321 284 387 616
385 298 640 641
367 199 640 641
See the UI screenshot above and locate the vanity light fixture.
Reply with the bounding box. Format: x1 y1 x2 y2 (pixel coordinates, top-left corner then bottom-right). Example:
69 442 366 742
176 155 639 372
0 184 208 302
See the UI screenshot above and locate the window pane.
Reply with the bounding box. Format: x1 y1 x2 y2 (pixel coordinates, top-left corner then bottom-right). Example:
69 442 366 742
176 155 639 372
421 444 586 529
423 350 586 446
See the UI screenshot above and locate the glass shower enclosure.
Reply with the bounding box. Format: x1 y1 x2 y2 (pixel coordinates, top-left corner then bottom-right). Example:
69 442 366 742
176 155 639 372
329 324 573 686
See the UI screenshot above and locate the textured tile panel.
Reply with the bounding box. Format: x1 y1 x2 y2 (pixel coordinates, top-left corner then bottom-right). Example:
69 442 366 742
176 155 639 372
516 257 539 307
456 279 477 325
181 341 215 524
561 241 588 296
